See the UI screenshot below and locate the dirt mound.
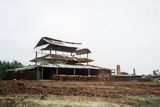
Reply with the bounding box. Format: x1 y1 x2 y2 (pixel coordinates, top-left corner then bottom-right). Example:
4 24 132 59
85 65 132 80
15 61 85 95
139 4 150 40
0 80 160 99
0 80 120 98
0 80 160 107
0 80 26 95
27 86 121 98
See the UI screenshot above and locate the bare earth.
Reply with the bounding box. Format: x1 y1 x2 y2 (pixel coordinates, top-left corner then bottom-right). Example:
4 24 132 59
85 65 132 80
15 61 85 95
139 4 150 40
0 80 160 107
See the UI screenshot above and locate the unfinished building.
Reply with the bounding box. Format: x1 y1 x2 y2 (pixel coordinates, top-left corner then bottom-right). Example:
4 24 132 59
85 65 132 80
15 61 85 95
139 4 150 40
8 37 111 80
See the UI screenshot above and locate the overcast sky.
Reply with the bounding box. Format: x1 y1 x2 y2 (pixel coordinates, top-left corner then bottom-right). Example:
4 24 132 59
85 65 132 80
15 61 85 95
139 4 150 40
0 0 160 75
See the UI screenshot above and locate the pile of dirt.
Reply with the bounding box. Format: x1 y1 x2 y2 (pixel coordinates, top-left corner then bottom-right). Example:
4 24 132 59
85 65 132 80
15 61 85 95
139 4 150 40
0 80 160 107
0 80 26 95
0 80 160 99
0 80 119 98
28 86 122 98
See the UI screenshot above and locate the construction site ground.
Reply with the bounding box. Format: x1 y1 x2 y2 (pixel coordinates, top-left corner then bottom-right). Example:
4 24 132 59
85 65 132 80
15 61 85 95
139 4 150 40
0 80 160 107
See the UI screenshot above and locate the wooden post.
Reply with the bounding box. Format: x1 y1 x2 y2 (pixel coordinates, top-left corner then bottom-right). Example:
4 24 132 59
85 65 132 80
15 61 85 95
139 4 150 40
37 66 40 80
56 68 58 75
52 69 54 79
41 67 43 79
87 53 88 65
88 69 90 76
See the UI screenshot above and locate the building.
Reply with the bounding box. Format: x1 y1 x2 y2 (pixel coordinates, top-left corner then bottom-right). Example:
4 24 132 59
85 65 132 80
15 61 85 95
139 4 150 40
8 37 111 80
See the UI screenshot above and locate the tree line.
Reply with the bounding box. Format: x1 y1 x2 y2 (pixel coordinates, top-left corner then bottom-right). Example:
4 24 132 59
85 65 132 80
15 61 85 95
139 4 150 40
0 60 23 80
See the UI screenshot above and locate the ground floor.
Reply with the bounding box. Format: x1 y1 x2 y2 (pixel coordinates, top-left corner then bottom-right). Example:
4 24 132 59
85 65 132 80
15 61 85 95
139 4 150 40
37 67 106 80
7 65 111 80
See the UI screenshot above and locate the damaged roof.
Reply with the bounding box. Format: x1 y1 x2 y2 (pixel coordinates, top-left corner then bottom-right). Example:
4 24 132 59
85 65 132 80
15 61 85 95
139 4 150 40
34 37 92 54
35 37 82 47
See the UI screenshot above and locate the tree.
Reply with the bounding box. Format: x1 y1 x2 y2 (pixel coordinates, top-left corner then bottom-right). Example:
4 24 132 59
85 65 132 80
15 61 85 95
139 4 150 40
0 60 24 80
10 60 23 68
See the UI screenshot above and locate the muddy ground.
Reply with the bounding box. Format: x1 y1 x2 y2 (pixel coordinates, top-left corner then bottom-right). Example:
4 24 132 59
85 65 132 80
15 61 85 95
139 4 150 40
0 80 160 107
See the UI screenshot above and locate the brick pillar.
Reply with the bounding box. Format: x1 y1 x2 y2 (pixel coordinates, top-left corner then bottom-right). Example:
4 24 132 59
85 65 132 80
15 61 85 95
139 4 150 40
116 65 121 76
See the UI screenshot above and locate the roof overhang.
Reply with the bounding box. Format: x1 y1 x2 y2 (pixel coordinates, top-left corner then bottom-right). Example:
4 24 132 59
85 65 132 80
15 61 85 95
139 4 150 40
35 37 81 48
7 64 110 72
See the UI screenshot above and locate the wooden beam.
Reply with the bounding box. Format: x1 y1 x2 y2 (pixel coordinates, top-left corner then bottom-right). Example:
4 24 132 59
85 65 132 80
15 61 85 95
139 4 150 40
56 68 58 75
41 67 43 79
88 69 90 76
52 69 55 79
37 67 40 80
87 53 89 65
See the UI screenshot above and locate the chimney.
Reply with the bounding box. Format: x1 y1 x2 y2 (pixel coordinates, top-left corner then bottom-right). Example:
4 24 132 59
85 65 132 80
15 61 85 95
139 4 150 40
116 65 121 75
133 68 136 75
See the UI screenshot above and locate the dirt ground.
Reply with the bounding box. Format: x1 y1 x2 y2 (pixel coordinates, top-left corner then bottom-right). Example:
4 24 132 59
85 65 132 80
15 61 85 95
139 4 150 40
0 80 160 107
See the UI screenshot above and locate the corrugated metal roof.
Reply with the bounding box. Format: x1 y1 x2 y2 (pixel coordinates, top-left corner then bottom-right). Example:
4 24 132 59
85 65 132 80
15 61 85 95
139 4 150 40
39 64 101 69
7 66 36 72
7 64 110 72
35 37 81 48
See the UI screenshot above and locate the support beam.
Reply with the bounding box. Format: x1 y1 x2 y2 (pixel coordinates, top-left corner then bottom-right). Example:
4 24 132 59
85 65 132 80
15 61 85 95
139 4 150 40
88 69 90 76
41 67 43 79
56 68 58 75
52 69 55 79
37 67 40 80
87 53 89 65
